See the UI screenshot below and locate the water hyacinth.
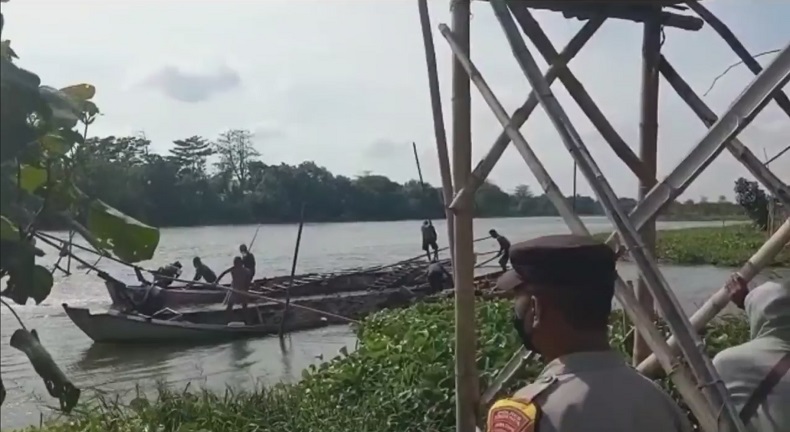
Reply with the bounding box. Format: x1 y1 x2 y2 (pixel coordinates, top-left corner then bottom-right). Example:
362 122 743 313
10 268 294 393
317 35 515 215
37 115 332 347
26 299 749 432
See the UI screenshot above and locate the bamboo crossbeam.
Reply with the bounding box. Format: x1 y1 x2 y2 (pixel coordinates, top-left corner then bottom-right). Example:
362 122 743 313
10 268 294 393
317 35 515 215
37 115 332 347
417 0 455 263
658 57 790 208
504 2 704 30
438 22 717 432
687 1 790 119
638 219 790 376
449 17 605 210
486 1 748 430
508 7 653 184
449 1 478 431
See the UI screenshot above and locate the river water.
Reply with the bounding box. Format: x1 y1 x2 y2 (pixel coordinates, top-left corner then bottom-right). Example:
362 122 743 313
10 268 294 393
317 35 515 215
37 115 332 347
1 217 785 429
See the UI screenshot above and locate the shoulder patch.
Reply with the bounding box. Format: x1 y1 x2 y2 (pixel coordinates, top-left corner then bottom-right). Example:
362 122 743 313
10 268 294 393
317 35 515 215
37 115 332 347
486 398 541 432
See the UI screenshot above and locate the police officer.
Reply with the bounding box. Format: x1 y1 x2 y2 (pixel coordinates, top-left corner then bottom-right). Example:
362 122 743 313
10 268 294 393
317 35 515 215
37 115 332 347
487 234 691 432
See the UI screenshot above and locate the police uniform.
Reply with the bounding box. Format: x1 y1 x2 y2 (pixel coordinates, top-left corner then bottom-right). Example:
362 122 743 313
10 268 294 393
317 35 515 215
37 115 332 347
486 235 692 432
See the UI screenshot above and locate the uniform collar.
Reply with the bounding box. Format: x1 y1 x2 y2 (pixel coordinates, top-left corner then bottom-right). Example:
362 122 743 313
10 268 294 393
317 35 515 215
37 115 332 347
540 350 625 377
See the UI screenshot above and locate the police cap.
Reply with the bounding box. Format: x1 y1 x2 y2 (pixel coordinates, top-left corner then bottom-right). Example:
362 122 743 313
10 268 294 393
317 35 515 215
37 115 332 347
496 234 616 293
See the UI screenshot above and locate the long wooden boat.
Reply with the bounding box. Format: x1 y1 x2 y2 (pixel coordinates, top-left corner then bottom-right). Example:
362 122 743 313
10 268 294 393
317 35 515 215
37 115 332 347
107 259 442 309
69 270 503 344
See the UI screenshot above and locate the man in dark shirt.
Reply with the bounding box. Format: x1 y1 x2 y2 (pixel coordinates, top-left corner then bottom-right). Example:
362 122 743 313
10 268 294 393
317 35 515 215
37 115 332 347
239 244 256 278
151 261 182 288
490 229 511 272
426 258 453 293
191 257 217 285
421 220 439 261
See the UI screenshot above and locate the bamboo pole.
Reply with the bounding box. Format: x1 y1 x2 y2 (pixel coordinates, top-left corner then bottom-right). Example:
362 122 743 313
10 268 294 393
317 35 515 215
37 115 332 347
279 202 306 338
448 1 477 431
687 1 790 118
633 7 661 365
639 219 790 376
658 57 790 209
486 2 748 430
417 0 455 265
507 7 651 184
449 17 604 210
438 24 717 431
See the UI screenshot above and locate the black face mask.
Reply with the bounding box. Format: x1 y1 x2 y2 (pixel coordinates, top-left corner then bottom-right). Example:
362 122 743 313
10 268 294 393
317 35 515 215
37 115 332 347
512 313 538 354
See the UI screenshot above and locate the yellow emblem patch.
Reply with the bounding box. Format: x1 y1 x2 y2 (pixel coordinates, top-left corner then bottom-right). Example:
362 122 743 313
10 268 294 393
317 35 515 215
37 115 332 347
486 398 539 432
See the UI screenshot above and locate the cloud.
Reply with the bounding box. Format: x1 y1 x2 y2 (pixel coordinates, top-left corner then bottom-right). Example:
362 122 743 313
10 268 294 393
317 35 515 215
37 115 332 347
139 64 242 103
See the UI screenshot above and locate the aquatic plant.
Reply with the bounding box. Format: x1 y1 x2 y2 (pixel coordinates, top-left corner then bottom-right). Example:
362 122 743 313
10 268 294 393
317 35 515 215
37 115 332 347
595 224 790 267
27 299 749 432
1 2 160 413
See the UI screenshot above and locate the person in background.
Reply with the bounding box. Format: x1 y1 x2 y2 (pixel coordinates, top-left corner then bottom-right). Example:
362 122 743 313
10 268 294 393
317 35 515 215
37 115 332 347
426 257 453 293
421 220 439 261
226 256 253 323
488 234 691 432
151 261 182 288
713 276 789 432
489 229 511 272
239 244 256 278
190 257 217 285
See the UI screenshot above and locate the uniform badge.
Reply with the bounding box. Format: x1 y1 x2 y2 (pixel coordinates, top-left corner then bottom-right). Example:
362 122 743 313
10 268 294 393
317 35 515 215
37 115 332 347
486 398 539 432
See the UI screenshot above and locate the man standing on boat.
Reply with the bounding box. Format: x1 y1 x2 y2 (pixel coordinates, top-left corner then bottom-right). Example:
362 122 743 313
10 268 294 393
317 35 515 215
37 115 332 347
240 244 256 278
490 229 511 272
421 220 439 261
190 257 217 285
426 257 453 293
488 234 691 432
226 256 253 324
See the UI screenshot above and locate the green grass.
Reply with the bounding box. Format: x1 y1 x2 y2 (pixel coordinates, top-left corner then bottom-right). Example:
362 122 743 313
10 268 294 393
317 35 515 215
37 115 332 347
26 299 750 432
594 224 790 267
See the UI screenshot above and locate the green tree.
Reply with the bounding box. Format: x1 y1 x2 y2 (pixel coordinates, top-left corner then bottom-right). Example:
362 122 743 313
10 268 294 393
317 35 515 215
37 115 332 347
170 136 214 175
214 129 259 192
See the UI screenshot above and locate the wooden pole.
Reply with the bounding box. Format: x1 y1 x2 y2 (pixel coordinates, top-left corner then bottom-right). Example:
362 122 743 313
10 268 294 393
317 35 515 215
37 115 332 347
633 8 661 365
638 218 790 376
279 202 306 338
449 1 478 430
417 0 455 265
687 1 790 118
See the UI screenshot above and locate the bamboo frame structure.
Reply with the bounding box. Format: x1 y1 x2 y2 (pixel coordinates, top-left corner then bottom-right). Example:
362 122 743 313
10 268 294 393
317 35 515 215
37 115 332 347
416 2 790 432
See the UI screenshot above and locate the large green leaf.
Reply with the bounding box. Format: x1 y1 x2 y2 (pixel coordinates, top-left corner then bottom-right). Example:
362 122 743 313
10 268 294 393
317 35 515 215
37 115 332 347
18 164 47 193
0 215 18 240
87 199 160 262
40 133 73 157
59 83 95 101
10 329 80 412
38 85 80 129
2 263 53 305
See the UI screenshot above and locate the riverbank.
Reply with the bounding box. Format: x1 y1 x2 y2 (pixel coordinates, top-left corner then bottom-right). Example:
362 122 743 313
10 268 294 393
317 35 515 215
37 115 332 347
595 224 789 267
26 299 748 432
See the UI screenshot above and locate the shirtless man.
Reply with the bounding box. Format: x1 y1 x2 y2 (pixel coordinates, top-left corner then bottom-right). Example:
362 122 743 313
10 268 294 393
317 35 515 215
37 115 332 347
226 256 253 323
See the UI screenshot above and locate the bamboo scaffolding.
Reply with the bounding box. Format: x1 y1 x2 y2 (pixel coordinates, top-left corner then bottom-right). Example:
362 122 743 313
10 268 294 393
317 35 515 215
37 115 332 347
438 22 716 432
421 1 789 430
417 0 456 263
449 1 478 432
486 1 750 430
449 17 605 209
687 1 790 118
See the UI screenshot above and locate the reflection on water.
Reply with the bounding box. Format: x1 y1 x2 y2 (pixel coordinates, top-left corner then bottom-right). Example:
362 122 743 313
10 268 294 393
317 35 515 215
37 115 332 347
1 218 783 429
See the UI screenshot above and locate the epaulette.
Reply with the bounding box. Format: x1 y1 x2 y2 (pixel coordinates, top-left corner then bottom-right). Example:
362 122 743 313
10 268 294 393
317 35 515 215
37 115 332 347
513 373 558 403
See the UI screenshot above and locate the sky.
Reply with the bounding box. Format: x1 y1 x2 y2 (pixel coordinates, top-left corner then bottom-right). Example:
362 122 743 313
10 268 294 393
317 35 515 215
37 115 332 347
3 0 788 201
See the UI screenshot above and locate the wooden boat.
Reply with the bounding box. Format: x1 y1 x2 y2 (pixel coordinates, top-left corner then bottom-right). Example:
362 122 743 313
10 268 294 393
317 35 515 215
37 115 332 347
68 270 503 344
106 259 441 309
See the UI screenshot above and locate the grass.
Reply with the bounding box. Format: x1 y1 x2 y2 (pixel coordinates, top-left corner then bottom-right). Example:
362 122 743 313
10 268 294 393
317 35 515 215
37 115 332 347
594 224 790 267
26 299 750 432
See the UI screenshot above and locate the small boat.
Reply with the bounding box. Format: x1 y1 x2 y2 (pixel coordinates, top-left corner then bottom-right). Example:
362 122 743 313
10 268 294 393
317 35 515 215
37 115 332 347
106 260 441 309
68 270 503 344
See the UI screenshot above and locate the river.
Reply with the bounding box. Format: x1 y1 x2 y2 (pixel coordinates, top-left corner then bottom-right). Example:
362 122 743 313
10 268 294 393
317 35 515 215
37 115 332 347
1 217 785 429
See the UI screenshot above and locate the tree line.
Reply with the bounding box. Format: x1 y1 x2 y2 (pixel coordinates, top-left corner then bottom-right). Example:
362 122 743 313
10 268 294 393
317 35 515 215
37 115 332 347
66 129 747 227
